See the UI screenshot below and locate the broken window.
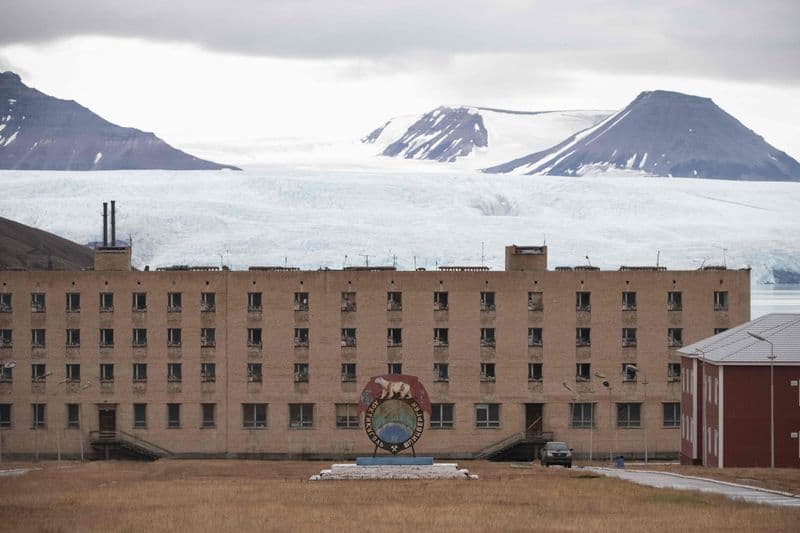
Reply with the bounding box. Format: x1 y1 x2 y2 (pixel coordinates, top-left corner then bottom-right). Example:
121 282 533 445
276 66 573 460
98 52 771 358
65 363 81 383
167 328 182 347
480 291 495 312
201 292 216 312
167 363 182 383
433 362 449 382
247 328 262 347
31 329 45 348
132 328 147 347
247 363 262 383
622 328 637 347
167 292 182 312
433 328 449 347
528 328 543 347
248 292 262 312
528 291 544 311
243 403 267 428
167 403 181 428
201 403 215 428
31 293 46 313
387 363 402 375
66 293 81 312
0 329 10 348
0 293 10 312
433 291 448 311
132 363 147 383
480 328 496 347
528 363 543 382
294 363 309 382
714 327 728 335
622 291 636 311
576 291 591 311
576 363 591 382
294 292 309 311
133 404 147 428
66 404 80 429
335 403 359 429
570 403 595 428
387 291 402 311
201 328 216 347
341 328 356 347
132 292 147 312
99 292 114 312
201 362 216 383
663 402 680 428
341 292 356 312
576 328 591 347
668 291 683 311
668 328 683 348
100 363 114 382
100 328 114 347
32 403 46 428
667 363 681 381
340 363 357 382
66 328 80 347
387 328 402 347
0 404 10 427
31 363 47 382
294 328 309 347
475 403 500 428
289 403 314 429
617 403 641 428
0 365 12 383
714 291 728 311
480 362 496 382
622 363 637 382
430 403 454 429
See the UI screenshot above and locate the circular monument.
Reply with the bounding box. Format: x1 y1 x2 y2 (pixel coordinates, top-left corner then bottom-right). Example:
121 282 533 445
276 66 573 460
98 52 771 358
359 375 431 455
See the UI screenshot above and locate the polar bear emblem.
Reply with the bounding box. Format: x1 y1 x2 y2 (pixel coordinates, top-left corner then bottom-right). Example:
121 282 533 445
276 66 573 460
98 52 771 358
374 377 412 400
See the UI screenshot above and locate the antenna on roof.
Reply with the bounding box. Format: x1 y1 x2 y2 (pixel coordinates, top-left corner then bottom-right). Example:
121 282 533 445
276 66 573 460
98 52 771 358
413 256 417 270
343 255 348 269
481 242 485 266
656 250 660 268
358 254 369 268
585 255 592 267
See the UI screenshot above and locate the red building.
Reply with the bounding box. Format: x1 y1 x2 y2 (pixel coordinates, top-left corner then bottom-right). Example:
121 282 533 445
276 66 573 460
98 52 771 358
679 313 800 468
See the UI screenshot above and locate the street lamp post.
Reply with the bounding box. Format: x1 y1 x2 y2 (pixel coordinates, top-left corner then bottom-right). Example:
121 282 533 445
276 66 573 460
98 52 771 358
595 372 612 462
748 332 776 469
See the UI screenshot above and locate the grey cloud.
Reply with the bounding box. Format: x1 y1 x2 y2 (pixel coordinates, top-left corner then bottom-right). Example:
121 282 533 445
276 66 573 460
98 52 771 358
2 0 799 84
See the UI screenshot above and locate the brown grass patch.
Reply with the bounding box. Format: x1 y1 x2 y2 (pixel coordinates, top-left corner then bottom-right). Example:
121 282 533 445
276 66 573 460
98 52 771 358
1 460 798 532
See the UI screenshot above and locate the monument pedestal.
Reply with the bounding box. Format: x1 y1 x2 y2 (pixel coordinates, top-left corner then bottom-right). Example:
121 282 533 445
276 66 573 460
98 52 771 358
310 461 478 480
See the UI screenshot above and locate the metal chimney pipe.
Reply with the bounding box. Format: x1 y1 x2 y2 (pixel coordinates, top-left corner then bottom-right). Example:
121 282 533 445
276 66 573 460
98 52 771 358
110 200 116 247
102 202 108 247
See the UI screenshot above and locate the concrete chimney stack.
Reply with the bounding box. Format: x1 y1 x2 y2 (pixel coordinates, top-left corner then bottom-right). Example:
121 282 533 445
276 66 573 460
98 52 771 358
102 202 108 247
110 200 116 247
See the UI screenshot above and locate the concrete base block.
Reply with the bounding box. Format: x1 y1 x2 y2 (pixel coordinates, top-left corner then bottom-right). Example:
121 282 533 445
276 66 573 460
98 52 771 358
310 463 478 480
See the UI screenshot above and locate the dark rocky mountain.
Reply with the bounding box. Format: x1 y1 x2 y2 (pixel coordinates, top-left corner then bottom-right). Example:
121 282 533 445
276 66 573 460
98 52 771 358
484 90 800 181
0 71 240 170
0 216 93 270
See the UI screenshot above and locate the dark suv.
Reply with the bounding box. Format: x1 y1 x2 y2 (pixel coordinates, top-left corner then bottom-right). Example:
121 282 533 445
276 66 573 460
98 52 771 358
540 441 573 468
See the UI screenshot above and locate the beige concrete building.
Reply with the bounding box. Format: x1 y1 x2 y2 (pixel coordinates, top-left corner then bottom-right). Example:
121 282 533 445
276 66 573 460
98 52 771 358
0 236 750 460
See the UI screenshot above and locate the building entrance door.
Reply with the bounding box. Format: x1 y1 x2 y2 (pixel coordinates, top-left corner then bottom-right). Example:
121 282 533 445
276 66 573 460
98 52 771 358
525 403 544 436
98 406 116 433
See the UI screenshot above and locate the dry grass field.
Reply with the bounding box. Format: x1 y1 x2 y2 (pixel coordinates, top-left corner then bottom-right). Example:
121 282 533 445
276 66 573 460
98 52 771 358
1 460 798 532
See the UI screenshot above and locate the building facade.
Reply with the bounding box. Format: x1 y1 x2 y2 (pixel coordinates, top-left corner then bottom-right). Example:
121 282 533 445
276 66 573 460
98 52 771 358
0 241 750 459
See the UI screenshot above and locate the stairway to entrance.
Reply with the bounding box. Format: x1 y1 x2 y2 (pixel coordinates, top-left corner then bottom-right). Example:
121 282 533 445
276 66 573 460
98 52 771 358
89 431 172 461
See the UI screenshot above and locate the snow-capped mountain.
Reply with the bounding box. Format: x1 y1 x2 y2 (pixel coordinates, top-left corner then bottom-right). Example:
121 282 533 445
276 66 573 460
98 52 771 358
363 106 612 167
0 71 239 171
484 90 800 181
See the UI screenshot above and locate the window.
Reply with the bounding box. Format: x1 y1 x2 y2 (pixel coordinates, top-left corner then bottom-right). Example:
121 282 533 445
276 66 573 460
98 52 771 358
576 291 591 311
621 291 636 311
167 363 182 383
32 403 46 428
100 363 114 382
714 328 728 335
294 292 309 311
576 328 591 347
341 328 356 347
430 403 454 429
201 328 216 347
570 403 595 428
167 328 182 347
663 402 680 428
31 329 45 348
622 363 637 382
167 292 182 312
289 403 314 428
167 403 181 428
247 363 262 383
31 363 47 382
341 363 357 382
248 328 262 347
201 403 215 428
480 362 495 382
528 363 543 382
475 403 500 428
133 404 147 428
66 293 80 312
201 362 216 383
622 328 637 347
66 404 80 429
668 328 683 348
132 328 147 347
668 291 682 311
667 363 681 381
100 292 114 312
434 328 449 347
617 403 641 428
433 291 448 311
528 291 543 311
0 404 10 427
132 292 147 311
528 328 543 347
387 363 402 375
480 291 495 311
248 292 263 311
66 328 80 347
335 403 359 429
714 291 728 311
433 362 449 382
576 363 591 382
0 293 11 312
100 328 114 347
132 363 147 383
341 292 356 312
480 328 496 347
31 293 46 313
387 291 402 311
0 329 10 347
201 292 216 312
294 328 309 347
0 365 11 383
387 328 402 347
243 403 267 428
65 363 80 383
294 363 309 383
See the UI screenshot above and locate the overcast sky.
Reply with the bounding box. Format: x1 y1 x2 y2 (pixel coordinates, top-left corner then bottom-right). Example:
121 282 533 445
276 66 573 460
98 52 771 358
2 1 799 163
